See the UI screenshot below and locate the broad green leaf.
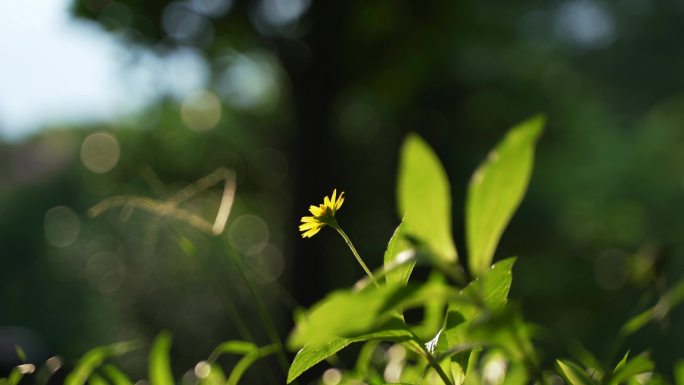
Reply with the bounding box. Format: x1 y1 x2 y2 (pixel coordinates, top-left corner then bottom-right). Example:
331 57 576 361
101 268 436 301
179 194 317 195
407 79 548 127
466 115 544 277
288 281 464 348
102 365 134 385
463 257 516 310
288 338 350 384
227 344 278 385
383 223 416 286
398 134 457 263
467 305 535 362
287 318 413 383
438 258 516 351
556 359 596 385
149 332 174 385
65 341 139 385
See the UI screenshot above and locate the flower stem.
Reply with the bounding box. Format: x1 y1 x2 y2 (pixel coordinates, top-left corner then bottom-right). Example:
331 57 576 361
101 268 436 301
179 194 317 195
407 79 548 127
331 223 379 287
406 332 454 385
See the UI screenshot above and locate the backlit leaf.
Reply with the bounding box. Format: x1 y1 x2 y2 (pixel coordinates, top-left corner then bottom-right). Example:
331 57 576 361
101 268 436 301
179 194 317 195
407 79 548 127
398 134 457 263
466 115 544 277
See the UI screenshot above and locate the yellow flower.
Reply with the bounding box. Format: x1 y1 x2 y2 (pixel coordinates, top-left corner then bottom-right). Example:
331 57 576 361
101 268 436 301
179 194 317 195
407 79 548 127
299 189 345 238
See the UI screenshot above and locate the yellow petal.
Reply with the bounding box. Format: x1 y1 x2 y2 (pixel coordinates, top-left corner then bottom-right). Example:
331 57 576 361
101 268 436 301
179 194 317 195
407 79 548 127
302 227 321 238
309 205 323 216
300 216 318 223
299 222 320 230
331 189 337 205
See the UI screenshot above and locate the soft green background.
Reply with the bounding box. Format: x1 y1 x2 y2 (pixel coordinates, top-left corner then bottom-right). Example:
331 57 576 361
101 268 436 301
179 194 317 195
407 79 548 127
2 0 684 382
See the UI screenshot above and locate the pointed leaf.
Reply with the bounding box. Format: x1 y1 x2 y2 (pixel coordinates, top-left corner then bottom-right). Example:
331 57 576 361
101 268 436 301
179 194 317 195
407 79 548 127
65 342 138 385
288 281 463 348
607 354 653 385
398 134 457 263
287 318 413 383
556 359 596 385
383 223 416 286
466 115 544 277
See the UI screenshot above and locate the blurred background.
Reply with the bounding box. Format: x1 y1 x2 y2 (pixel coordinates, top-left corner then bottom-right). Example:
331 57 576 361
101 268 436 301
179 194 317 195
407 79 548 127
2 0 684 382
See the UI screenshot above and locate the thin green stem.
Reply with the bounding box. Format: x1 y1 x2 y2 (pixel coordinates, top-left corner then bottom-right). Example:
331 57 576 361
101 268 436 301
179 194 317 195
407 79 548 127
221 237 294 385
330 223 379 287
405 331 454 385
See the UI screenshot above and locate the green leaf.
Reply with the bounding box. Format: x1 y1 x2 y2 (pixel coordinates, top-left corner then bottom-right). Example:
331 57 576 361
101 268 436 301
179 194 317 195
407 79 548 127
2 367 26 385
398 133 457 263
620 277 684 337
556 359 596 385
607 354 653 385
87 373 109 385
102 365 134 385
287 318 413 384
227 344 278 385
383 223 416 286
149 332 174 385
463 257 516 310
14 346 26 362
674 360 684 385
568 342 603 380
438 258 516 351
288 281 463 348
65 341 139 385
619 309 654 337
614 351 630 374
466 115 544 277
288 338 350 384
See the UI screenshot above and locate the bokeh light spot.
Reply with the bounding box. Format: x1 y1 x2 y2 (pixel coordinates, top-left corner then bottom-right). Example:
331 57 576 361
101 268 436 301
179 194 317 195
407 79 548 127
217 52 279 111
482 355 507 385
194 361 211 378
254 0 310 31
44 206 80 248
322 368 342 385
162 2 210 43
245 243 285 284
228 214 269 254
181 90 222 132
190 0 234 17
80 131 120 174
555 0 616 49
